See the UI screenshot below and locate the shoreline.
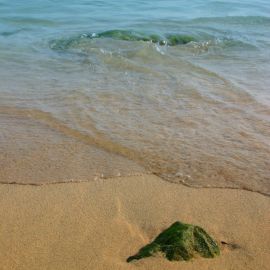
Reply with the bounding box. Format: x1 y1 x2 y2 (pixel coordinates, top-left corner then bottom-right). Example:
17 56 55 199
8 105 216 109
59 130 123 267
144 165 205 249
0 172 268 197
0 174 269 269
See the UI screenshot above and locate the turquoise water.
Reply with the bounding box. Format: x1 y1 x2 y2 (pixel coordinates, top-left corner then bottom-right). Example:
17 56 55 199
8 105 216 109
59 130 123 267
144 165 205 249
0 1 270 194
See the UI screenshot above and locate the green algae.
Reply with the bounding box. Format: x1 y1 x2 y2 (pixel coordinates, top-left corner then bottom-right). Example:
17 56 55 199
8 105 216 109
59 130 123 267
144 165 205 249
127 221 220 262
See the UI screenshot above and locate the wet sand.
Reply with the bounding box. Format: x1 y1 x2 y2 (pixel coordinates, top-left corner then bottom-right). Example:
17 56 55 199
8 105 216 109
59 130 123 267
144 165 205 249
0 174 269 270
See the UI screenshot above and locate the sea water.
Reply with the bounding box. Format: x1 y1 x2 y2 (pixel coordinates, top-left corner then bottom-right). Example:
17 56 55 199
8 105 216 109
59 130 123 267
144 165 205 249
0 0 269 195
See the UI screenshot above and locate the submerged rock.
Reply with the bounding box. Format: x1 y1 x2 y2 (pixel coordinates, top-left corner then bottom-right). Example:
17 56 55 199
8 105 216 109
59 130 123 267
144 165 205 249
127 221 220 262
96 30 196 46
50 30 197 51
97 30 165 45
166 34 196 45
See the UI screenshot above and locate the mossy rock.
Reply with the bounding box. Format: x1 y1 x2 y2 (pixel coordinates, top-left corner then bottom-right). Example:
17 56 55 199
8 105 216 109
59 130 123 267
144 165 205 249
166 34 196 45
127 221 220 262
97 30 161 43
95 30 196 46
50 30 197 51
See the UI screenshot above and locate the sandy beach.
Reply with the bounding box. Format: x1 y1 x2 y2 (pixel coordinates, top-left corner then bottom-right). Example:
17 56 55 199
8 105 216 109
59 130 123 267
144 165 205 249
0 174 269 270
1 1 270 269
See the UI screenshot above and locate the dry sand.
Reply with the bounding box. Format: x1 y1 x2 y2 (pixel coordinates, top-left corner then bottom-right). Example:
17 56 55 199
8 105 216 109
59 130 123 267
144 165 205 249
0 174 269 270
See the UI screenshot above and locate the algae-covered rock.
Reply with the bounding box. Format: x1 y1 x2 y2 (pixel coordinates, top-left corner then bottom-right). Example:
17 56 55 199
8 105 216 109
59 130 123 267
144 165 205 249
97 30 163 44
97 30 196 46
166 34 196 45
50 30 197 52
98 30 149 41
127 221 220 262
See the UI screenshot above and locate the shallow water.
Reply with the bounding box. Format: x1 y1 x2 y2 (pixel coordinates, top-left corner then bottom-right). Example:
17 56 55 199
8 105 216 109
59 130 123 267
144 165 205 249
0 0 269 195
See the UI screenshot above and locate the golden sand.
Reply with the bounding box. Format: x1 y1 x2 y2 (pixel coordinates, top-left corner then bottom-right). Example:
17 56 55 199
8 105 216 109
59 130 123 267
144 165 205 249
0 174 269 270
